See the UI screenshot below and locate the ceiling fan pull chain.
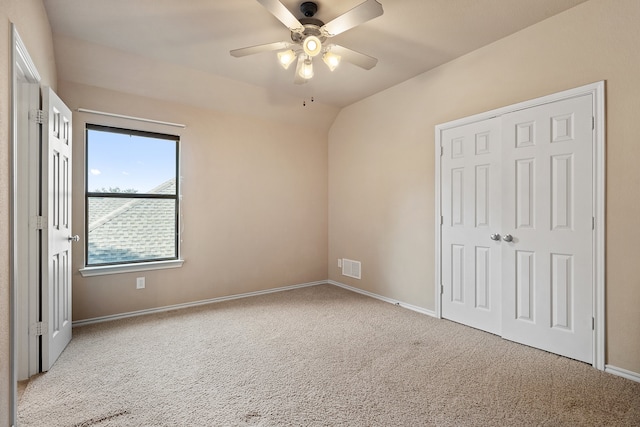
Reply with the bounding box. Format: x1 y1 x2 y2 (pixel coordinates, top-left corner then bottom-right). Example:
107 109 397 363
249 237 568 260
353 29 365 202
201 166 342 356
302 96 315 107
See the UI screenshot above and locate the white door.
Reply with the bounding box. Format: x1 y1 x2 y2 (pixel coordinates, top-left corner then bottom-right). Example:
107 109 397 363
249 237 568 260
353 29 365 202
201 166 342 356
501 94 593 363
41 87 74 371
441 117 502 335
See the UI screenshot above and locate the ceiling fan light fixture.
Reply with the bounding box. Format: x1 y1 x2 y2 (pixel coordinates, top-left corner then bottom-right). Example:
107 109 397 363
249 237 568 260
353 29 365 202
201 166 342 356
303 35 322 57
299 58 314 79
230 0 384 85
322 51 341 71
277 49 297 69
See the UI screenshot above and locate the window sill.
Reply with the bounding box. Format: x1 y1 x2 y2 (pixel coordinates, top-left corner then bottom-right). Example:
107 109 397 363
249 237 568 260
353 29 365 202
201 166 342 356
79 259 184 277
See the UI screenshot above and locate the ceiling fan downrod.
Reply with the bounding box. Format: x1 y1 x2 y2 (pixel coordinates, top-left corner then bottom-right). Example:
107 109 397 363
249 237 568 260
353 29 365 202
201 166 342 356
300 2 318 17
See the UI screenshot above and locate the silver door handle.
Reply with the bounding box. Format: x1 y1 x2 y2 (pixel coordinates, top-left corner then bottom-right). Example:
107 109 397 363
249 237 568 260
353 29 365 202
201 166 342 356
68 235 80 242
503 234 513 242
490 233 501 241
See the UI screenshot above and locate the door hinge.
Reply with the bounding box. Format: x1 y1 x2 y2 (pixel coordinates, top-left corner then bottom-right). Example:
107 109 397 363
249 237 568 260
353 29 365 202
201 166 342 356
33 215 47 230
440 146 444 157
592 317 595 330
440 215 444 225
440 284 444 295
592 217 595 230
30 322 48 336
592 117 595 130
29 109 47 124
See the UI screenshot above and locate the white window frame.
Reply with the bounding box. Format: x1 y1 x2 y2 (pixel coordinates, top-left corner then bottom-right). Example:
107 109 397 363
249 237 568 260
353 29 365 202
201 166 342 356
79 124 184 277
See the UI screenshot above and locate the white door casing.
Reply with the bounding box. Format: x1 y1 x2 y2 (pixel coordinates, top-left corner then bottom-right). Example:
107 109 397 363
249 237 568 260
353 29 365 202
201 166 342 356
441 117 502 335
435 82 605 369
12 26 44 388
41 87 73 371
501 94 594 363
16 81 41 380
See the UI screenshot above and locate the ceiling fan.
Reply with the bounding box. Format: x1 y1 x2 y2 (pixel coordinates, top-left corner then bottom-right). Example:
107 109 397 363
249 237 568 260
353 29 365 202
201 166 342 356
230 0 384 84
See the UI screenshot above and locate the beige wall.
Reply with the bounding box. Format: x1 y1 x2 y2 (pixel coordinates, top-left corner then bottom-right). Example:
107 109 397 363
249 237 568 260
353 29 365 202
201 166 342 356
3 0 640 423
1 1 57 424
328 0 640 374
59 81 328 321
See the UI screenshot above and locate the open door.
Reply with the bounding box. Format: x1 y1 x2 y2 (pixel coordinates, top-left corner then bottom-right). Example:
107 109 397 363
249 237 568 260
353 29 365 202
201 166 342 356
41 87 74 371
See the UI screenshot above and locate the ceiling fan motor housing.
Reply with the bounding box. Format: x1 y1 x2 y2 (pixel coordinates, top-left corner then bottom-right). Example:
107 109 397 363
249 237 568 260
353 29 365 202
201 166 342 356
291 18 326 44
295 1 323 45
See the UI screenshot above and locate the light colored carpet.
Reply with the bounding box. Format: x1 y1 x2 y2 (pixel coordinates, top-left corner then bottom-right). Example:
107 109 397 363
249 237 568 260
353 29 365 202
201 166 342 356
18 284 640 426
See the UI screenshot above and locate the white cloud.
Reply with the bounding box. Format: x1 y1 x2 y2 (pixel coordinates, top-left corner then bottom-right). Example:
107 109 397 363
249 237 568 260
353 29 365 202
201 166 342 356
90 169 101 175
122 171 130 175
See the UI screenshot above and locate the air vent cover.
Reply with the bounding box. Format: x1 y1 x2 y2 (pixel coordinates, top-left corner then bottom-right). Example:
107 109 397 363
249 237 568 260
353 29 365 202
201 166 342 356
341 258 361 280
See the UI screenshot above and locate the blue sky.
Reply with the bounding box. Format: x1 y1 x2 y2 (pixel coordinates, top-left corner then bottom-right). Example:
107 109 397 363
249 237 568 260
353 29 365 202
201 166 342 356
87 129 177 193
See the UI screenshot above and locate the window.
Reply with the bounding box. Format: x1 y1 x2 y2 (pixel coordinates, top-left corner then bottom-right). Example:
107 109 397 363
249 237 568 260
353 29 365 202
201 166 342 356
85 124 180 267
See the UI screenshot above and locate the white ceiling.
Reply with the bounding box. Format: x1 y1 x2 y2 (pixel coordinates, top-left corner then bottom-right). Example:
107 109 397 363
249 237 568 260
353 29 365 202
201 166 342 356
43 0 588 109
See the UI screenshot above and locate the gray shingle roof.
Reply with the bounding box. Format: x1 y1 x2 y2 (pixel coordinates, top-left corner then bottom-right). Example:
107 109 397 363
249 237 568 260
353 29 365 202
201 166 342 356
87 179 178 265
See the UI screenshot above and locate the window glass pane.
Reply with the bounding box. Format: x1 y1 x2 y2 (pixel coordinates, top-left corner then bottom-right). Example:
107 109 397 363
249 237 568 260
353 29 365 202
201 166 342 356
87 129 176 194
87 197 176 265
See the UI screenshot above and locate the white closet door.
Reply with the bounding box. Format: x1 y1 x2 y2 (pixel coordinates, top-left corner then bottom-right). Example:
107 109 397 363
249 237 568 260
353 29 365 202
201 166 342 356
501 94 593 363
441 118 502 335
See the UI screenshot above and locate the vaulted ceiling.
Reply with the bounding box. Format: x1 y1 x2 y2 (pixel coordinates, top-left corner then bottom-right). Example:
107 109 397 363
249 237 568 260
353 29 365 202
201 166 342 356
44 0 588 116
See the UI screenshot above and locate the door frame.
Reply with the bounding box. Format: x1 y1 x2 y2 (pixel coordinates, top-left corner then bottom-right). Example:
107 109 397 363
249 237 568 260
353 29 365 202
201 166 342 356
10 24 42 425
434 81 605 370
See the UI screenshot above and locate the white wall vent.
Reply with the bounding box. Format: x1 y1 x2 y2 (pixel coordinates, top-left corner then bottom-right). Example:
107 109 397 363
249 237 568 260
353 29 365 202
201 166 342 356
341 258 361 280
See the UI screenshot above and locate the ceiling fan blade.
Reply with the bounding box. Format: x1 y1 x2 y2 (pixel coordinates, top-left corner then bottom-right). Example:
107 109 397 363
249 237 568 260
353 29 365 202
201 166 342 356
329 44 378 70
321 0 383 37
256 0 304 33
293 55 308 85
230 41 292 57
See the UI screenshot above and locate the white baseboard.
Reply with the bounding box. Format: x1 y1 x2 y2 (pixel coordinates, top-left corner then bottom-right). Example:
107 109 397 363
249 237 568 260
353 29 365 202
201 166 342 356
72 280 327 327
74 279 437 327
328 280 437 317
605 364 640 383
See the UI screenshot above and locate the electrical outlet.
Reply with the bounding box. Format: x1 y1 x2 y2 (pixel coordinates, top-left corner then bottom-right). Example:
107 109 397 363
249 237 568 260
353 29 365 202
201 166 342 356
136 277 145 289
338 258 342 268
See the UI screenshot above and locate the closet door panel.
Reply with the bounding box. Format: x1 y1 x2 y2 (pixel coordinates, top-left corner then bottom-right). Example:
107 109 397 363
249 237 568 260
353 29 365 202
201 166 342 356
501 94 594 364
440 118 502 334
